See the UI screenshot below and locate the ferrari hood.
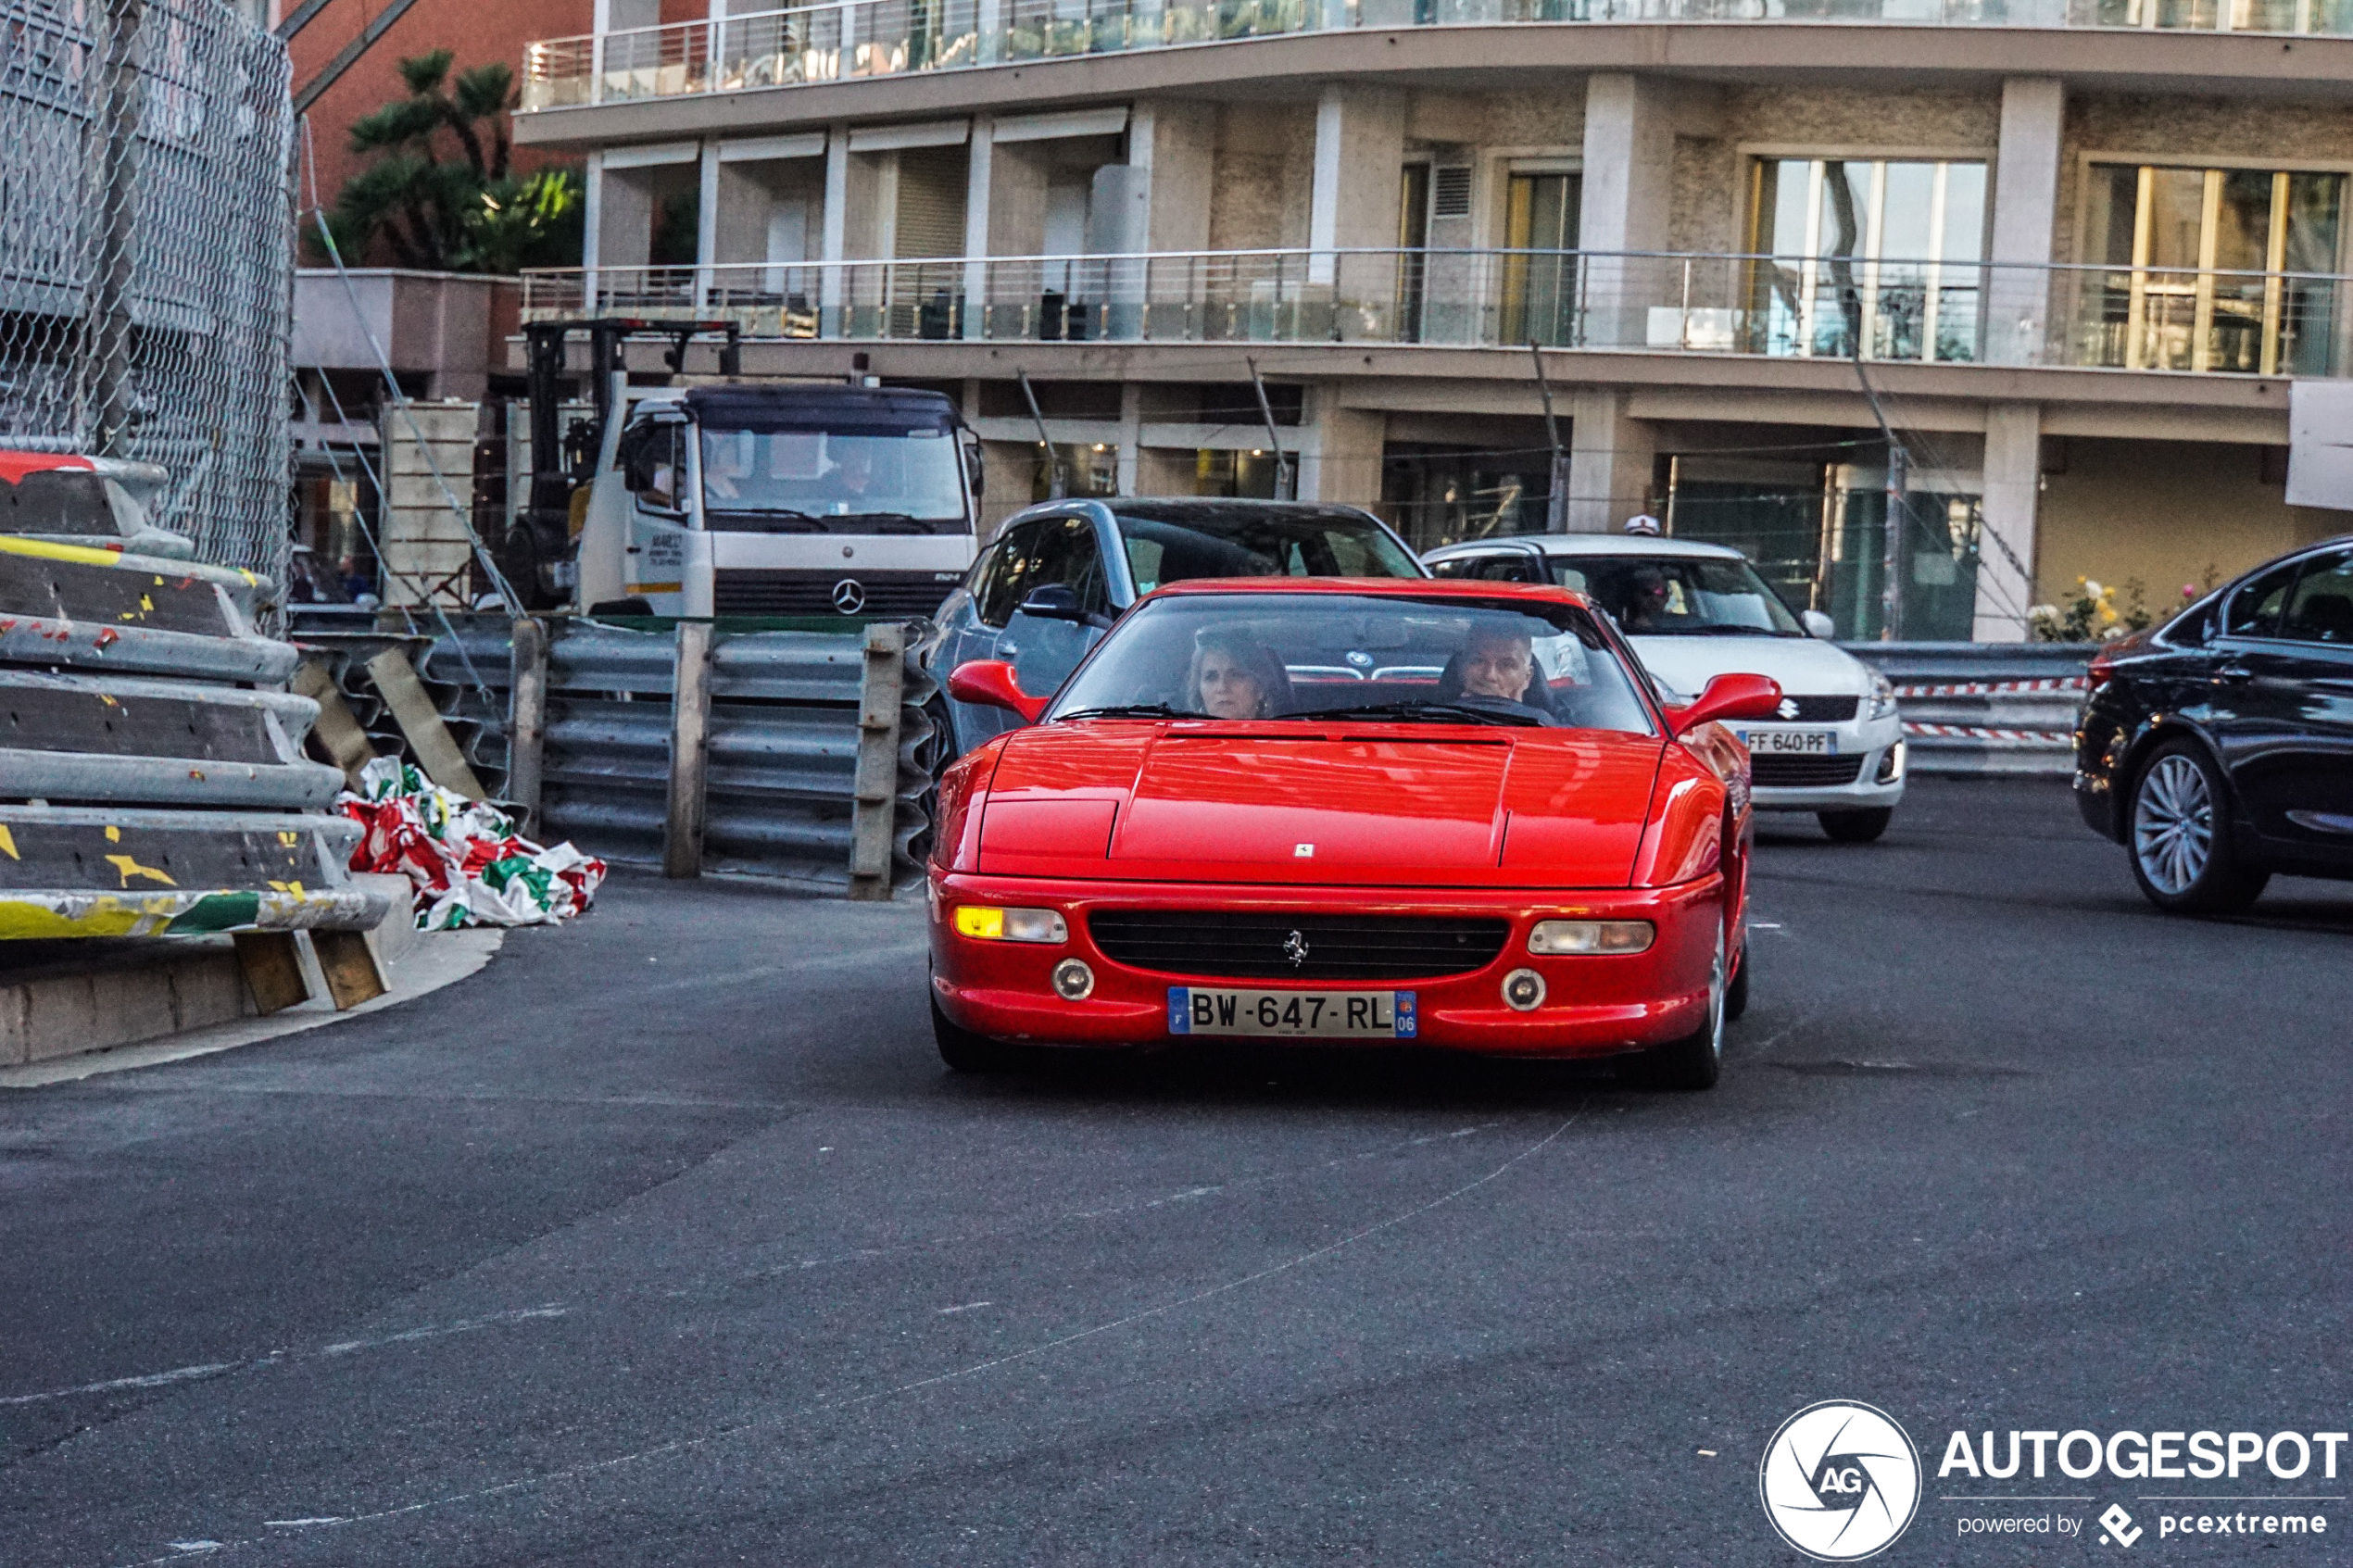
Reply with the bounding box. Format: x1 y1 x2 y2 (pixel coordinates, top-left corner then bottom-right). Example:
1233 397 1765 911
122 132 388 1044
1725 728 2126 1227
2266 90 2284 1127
974 722 1667 887
1628 633 1868 705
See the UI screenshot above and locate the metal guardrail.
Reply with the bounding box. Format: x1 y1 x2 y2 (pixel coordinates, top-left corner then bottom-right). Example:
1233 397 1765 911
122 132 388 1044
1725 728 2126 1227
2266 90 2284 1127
319 614 942 892
1844 641 2094 776
0 537 387 939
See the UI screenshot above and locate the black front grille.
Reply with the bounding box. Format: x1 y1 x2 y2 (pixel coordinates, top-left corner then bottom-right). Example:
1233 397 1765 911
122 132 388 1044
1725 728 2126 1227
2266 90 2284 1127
1779 694 1860 721
712 570 957 618
1751 754 1867 787
1088 910 1510 981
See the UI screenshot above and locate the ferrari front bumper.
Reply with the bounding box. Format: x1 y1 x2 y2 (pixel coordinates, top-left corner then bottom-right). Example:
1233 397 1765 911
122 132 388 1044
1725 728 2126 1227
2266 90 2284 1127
928 871 1730 1058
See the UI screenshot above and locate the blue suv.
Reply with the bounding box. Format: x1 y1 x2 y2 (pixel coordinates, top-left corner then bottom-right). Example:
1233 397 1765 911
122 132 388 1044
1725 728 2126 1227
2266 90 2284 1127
925 497 1427 761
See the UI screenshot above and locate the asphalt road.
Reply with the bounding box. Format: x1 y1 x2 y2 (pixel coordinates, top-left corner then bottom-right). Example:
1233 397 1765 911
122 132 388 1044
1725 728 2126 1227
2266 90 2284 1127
6 778 2352 1567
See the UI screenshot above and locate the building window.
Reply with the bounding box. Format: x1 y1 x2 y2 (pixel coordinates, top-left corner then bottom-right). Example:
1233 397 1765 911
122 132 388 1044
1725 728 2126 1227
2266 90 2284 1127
1502 169 1580 348
1747 157 1988 363
2080 163 2345 375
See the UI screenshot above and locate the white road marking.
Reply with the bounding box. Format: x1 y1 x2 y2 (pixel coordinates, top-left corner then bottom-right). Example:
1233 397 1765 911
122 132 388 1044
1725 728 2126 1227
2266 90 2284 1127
936 1301 993 1315
4 1307 567 1407
204 1113 1588 1550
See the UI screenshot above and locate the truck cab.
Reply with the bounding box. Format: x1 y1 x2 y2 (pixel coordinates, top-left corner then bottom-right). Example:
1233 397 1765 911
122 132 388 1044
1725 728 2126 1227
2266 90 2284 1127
576 383 982 620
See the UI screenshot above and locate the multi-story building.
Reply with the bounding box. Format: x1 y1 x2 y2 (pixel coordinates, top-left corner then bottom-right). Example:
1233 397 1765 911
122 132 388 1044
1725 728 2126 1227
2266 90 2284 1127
510 0 2353 638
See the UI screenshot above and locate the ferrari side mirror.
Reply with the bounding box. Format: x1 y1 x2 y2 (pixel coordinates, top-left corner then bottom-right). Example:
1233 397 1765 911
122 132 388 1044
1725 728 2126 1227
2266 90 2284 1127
947 659 1048 724
1802 609 1836 639
1669 672 1783 737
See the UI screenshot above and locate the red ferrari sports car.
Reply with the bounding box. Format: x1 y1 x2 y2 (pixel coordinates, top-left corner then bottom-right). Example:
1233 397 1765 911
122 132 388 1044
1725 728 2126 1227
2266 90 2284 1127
926 579 1781 1088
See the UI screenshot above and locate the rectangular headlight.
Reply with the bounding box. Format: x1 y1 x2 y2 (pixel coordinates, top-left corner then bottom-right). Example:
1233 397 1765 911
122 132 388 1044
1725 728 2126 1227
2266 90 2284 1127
1528 919 1655 955
953 906 1069 944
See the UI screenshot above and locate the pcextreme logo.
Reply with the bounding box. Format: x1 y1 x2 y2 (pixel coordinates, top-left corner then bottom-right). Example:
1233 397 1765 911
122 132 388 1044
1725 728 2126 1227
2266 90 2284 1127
1759 1400 1924 1561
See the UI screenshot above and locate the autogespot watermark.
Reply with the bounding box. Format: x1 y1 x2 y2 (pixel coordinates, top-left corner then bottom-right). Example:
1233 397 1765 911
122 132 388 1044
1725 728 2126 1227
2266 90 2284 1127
1759 1401 1923 1561
1759 1405 2348 1557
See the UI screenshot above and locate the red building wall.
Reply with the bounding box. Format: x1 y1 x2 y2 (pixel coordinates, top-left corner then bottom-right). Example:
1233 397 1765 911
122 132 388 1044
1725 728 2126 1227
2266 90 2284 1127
276 0 591 245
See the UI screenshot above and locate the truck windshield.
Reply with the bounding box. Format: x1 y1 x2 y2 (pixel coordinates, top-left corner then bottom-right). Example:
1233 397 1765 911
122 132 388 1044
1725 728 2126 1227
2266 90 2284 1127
701 423 966 533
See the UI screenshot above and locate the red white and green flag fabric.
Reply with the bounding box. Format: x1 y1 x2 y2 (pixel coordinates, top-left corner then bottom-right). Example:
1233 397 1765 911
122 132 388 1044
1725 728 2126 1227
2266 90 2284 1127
339 758 607 930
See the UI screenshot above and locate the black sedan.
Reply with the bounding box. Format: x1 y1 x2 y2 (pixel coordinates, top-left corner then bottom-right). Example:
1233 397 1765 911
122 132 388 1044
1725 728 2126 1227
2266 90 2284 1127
2076 536 2353 912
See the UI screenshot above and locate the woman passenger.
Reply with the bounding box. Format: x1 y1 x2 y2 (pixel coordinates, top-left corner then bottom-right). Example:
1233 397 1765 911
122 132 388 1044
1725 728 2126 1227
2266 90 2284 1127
1187 630 1293 720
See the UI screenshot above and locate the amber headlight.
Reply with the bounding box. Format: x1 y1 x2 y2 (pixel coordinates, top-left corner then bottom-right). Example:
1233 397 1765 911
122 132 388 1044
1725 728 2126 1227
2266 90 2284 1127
953 906 1069 943
1528 920 1655 955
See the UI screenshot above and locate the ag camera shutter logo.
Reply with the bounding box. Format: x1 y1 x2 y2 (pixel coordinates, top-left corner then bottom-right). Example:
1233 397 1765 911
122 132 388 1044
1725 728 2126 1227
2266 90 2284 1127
1759 1400 1922 1561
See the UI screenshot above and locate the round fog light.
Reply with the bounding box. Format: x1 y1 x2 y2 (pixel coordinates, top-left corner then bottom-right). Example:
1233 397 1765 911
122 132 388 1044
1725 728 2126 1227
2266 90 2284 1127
1051 959 1096 1001
1502 968 1546 1011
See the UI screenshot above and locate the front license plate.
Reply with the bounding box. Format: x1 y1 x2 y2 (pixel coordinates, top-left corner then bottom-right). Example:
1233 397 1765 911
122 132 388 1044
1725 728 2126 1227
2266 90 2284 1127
1168 987 1418 1039
1736 726 1836 756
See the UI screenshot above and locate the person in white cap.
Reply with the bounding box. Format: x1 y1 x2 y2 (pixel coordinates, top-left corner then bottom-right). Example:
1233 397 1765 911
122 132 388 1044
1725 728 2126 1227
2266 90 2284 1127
1623 513 1662 536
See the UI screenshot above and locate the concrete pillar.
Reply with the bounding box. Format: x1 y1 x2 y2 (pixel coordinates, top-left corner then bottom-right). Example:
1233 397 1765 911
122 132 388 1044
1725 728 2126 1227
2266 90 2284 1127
1973 402 2042 642
821 124 849 324
1987 78 2064 367
1567 387 1654 534
695 143 721 309
1116 383 1142 495
1309 85 1404 286
576 151 598 277
963 116 994 339
1301 396 1384 508
1139 100 1215 255
596 167 654 270
1578 74 1674 349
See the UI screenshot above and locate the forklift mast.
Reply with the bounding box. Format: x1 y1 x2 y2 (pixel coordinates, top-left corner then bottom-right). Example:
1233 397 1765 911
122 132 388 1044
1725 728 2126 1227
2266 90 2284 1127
511 317 743 608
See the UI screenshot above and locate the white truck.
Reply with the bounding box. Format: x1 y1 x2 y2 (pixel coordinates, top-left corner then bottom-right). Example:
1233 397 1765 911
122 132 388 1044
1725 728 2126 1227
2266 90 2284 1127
574 382 985 620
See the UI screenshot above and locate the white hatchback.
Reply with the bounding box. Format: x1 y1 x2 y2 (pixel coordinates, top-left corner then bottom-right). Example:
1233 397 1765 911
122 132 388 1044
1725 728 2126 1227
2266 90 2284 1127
1425 534 1906 841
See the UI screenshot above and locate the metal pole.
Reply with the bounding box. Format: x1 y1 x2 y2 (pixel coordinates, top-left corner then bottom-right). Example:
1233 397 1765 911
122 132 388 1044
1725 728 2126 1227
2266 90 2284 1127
848 621 908 901
508 616 550 834
664 620 713 879
1881 443 1907 643
1017 368 1065 498
1245 357 1293 500
1529 341 1569 533
86 0 149 456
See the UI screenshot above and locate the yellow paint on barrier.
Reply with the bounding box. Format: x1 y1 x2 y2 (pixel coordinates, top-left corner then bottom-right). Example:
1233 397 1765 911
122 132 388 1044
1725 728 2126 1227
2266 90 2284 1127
277 832 300 847
0 899 145 939
104 824 120 842
0 825 15 859
0 535 121 569
104 854 176 888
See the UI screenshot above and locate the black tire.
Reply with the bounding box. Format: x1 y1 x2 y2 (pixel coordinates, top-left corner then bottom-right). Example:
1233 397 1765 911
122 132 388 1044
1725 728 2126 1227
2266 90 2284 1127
1725 937 1750 1022
1818 807 1894 844
2126 741 2270 914
933 996 1011 1073
1624 927 1726 1091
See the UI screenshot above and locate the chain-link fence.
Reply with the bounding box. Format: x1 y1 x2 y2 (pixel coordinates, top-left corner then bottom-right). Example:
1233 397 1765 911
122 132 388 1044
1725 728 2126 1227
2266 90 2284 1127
0 0 293 581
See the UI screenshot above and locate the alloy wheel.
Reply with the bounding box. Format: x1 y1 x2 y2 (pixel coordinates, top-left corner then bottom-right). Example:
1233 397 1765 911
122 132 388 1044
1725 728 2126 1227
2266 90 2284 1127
2133 753 2214 897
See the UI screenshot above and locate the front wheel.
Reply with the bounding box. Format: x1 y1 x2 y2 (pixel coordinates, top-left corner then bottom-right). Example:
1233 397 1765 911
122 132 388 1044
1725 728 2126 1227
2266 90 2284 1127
1818 807 1893 843
1624 927 1725 1091
2128 742 2269 914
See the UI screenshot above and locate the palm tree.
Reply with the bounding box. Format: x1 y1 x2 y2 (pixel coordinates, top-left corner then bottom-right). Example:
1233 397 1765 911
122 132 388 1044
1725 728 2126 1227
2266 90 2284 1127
323 49 580 274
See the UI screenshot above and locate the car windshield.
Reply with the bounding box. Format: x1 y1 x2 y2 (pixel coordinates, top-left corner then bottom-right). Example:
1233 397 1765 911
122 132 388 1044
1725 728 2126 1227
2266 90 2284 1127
700 421 966 533
1119 510 1421 592
1047 591 1655 735
1554 555 1806 636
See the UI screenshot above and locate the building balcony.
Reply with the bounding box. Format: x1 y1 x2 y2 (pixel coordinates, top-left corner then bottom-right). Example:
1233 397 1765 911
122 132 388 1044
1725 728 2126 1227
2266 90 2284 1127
520 0 2353 113
520 249 2352 381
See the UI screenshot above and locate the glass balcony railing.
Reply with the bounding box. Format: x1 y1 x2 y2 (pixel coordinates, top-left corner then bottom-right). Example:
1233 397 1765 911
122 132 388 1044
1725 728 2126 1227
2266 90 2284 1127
522 0 2353 111
520 249 2353 377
